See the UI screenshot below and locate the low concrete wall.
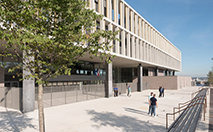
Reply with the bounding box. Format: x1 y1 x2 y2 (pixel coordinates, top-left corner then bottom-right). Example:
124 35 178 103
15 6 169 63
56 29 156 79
177 76 192 89
0 67 4 87
143 76 192 90
0 87 21 110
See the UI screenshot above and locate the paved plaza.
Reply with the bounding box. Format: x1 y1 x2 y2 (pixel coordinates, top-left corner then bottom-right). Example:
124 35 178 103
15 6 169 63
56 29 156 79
0 86 210 132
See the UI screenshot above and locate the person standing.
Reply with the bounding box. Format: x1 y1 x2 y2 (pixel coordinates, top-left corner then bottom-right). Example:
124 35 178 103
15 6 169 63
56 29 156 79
161 86 164 97
148 92 153 115
159 86 162 97
127 85 132 97
150 94 158 117
114 85 118 97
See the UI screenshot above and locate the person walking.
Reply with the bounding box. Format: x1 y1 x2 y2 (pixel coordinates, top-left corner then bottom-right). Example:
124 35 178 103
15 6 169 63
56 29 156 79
114 85 118 97
127 85 131 97
159 86 162 97
161 86 164 97
148 92 153 115
150 94 158 117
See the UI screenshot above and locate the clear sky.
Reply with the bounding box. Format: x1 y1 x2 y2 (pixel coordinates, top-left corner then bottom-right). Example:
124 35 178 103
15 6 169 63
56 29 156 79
124 0 213 77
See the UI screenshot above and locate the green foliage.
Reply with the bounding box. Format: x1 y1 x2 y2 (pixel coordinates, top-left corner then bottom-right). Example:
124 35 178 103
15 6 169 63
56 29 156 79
0 0 117 84
207 67 213 87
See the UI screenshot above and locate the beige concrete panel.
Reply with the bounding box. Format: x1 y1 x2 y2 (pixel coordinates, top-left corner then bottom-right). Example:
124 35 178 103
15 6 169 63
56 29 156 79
136 38 139 59
120 1 124 27
113 0 118 23
121 30 125 55
138 18 141 37
108 23 113 52
115 27 120 54
140 40 142 60
142 20 145 39
125 6 129 30
100 20 105 44
135 14 138 35
143 76 178 90
145 43 147 61
107 0 111 19
131 36 135 58
142 41 145 60
131 11 134 33
127 33 130 57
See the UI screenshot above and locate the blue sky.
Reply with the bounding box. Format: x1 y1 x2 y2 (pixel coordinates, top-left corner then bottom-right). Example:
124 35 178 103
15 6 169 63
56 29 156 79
124 0 213 77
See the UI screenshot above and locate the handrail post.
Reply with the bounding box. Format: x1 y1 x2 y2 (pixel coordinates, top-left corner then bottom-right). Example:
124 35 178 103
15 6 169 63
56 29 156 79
166 113 168 129
173 108 175 121
179 104 180 114
203 104 205 121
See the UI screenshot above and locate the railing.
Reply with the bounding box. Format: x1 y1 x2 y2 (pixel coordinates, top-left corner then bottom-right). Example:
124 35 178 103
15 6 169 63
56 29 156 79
35 83 105 108
166 88 208 131
0 87 21 110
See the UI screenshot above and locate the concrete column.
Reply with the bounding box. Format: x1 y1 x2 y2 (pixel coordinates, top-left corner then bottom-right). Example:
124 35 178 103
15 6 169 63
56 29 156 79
108 23 113 52
135 14 138 35
121 30 125 55
22 66 35 113
142 20 145 39
115 27 120 54
140 40 143 60
144 23 147 40
131 36 135 58
100 20 105 44
107 0 112 20
131 11 134 33
90 0 95 10
113 0 118 23
126 6 129 30
139 18 141 37
127 33 130 57
137 64 143 92
173 71 175 76
98 0 103 14
105 59 113 97
120 1 124 27
136 38 139 59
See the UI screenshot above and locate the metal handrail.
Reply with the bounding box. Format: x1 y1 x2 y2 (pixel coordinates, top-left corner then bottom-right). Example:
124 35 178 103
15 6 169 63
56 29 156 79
172 95 206 120
166 88 208 130
166 101 206 129
191 87 207 99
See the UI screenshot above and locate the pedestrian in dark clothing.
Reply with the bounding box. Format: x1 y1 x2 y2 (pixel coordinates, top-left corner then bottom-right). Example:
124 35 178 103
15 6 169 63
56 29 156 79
159 86 162 97
150 94 158 117
148 92 153 115
114 86 118 97
161 86 164 97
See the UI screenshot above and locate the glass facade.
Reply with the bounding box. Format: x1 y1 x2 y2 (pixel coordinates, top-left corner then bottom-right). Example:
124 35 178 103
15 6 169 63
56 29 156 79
0 56 22 87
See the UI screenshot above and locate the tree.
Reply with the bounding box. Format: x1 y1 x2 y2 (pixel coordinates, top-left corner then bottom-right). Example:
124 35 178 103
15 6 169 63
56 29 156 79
207 67 213 87
0 0 118 131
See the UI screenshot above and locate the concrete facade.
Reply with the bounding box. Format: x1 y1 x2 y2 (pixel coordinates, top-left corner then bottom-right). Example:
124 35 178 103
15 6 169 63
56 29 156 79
85 0 181 72
143 76 192 90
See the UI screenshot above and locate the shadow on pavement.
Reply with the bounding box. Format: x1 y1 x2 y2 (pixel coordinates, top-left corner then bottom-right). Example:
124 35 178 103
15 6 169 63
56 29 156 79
87 110 166 132
0 108 37 132
123 107 150 117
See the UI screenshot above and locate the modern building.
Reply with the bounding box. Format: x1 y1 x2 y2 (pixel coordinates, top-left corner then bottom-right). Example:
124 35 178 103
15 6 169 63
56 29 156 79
0 0 191 113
